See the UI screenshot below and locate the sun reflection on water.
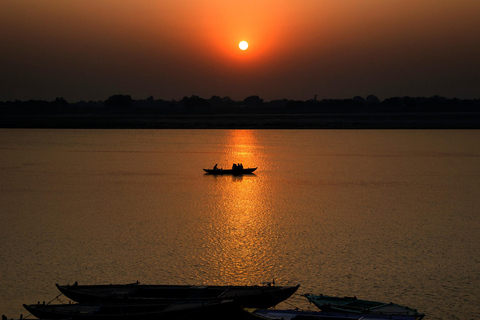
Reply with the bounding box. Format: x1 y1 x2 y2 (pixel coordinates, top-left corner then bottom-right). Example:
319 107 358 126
200 130 279 284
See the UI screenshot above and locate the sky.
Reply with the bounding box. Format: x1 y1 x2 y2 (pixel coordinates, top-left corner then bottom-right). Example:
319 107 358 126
1 0 480 102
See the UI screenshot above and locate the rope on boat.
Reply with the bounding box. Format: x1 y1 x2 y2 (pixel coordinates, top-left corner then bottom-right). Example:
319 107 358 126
21 292 65 319
48 292 65 304
281 297 302 310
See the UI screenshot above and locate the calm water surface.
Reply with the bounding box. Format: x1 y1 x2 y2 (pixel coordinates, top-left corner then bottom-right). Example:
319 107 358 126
1 129 479 320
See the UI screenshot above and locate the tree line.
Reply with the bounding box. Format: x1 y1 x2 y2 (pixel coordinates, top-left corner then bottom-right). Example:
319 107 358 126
1 94 480 115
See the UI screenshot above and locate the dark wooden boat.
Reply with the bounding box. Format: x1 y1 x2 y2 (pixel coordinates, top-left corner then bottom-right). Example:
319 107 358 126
55 283 299 308
203 167 257 175
23 300 238 320
304 294 424 319
245 308 419 320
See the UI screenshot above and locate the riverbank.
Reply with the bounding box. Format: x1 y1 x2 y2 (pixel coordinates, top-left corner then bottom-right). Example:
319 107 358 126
1 112 479 129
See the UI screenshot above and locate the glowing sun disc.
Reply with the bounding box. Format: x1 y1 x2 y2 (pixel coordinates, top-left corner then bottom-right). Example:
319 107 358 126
239 41 249 50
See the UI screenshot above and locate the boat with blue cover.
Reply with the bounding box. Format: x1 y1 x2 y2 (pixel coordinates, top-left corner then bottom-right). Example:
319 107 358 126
246 308 421 320
304 294 424 319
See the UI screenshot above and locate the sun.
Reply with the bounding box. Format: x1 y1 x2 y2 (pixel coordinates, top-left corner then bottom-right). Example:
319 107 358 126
239 41 249 50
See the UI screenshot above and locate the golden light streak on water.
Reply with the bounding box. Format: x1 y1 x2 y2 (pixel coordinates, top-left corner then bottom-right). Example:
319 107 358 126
199 130 279 284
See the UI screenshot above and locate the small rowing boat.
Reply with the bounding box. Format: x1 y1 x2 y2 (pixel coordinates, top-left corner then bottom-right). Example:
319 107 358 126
203 167 257 175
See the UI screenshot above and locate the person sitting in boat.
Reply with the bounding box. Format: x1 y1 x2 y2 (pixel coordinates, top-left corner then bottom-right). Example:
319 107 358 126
213 164 218 170
232 163 237 170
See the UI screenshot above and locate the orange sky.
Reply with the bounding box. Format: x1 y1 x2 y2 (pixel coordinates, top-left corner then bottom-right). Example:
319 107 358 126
1 0 479 101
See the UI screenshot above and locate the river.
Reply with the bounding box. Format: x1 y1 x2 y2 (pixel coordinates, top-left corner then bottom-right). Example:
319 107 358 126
1 129 479 320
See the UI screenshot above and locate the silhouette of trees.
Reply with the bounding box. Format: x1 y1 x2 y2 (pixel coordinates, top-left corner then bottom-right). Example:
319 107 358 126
181 95 210 108
209 95 223 107
1 94 479 117
366 95 380 106
242 95 264 107
104 94 133 109
286 100 304 109
54 97 69 107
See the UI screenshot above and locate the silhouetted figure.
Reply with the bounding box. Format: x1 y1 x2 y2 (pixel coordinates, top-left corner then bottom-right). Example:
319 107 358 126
232 163 237 170
213 164 218 170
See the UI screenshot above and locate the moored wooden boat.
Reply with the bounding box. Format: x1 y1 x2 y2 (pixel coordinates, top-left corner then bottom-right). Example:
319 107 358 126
245 308 419 320
203 167 257 175
304 294 424 319
23 300 239 320
55 283 299 308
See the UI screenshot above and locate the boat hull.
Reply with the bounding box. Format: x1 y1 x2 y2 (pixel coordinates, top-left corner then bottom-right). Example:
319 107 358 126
203 168 257 175
246 308 419 320
24 300 240 320
304 294 424 319
56 283 299 308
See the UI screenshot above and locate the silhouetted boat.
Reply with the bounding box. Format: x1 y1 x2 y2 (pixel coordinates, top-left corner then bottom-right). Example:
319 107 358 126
246 308 419 320
23 300 238 320
55 283 299 308
203 167 257 175
304 294 424 319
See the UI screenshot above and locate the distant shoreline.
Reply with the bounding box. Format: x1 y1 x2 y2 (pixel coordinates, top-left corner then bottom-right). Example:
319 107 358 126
1 113 480 129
